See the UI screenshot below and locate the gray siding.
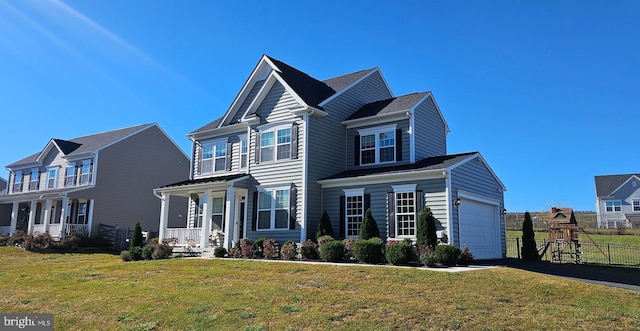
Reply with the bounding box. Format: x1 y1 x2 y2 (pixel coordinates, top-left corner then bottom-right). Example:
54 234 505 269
450 157 505 257
69 125 190 234
596 180 640 227
227 79 266 125
345 119 410 170
414 95 447 159
307 71 393 239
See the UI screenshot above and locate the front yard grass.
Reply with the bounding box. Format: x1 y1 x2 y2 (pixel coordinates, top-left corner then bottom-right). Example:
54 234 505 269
1 247 639 330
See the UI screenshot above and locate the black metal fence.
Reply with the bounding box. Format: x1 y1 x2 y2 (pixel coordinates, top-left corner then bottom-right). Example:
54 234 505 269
507 238 640 268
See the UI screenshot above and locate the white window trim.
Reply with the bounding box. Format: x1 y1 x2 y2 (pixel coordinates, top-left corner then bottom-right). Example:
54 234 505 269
200 139 228 175
65 164 76 187
12 170 23 192
358 124 398 165
632 199 640 212
393 184 417 238
80 160 92 185
29 168 39 191
392 184 417 193
605 200 622 213
46 166 59 189
344 188 365 238
257 186 290 231
238 134 248 170
258 123 295 163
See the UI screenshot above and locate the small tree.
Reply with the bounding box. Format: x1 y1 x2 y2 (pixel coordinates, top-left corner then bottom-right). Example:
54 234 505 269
359 208 380 240
316 211 334 240
521 212 539 261
416 207 438 250
130 222 144 250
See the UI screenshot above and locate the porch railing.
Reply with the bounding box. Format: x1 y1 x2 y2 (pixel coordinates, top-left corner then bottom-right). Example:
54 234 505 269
32 224 46 234
165 228 203 247
65 224 89 237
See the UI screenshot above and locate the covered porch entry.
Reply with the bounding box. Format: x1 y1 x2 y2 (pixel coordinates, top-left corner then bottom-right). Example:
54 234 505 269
155 174 250 249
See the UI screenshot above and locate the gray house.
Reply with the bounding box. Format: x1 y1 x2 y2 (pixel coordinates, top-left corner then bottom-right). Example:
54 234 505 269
155 55 506 259
0 123 189 238
594 174 640 228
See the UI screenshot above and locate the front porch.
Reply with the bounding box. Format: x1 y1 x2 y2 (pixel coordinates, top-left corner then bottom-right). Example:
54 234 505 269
164 228 225 247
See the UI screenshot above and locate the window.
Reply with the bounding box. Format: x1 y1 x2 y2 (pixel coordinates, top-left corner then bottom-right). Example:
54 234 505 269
196 198 204 228
257 189 290 230
633 200 640 212
12 171 22 192
239 137 248 169
79 161 92 185
396 191 416 237
346 194 364 237
29 168 39 191
65 165 76 186
257 125 297 163
605 200 622 212
357 125 397 165
65 202 72 224
200 141 227 174
211 197 225 231
47 167 58 189
77 202 87 224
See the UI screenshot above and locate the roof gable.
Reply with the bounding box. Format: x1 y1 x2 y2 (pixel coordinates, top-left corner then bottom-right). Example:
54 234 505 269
595 174 640 197
266 56 336 108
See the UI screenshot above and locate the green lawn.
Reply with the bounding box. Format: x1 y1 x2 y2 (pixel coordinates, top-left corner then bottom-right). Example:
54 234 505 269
1 247 639 330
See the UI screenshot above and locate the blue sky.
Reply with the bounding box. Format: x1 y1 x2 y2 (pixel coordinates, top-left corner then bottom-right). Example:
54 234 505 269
1 0 638 212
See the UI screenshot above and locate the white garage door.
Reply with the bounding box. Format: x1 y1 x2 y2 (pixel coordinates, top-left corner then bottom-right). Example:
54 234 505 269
458 199 501 259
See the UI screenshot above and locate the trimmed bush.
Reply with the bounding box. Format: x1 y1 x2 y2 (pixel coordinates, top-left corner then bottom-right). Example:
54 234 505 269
416 207 438 250
419 249 437 267
253 238 267 258
385 242 413 266
458 246 474 265
353 237 383 264
358 209 380 240
262 239 279 259
521 211 540 261
319 240 344 262
142 244 156 260
317 235 335 247
240 239 255 258
435 245 462 266
343 238 358 260
121 250 132 261
316 211 334 239
129 246 143 261
130 222 144 250
280 241 297 260
152 244 173 259
213 246 227 258
300 240 319 260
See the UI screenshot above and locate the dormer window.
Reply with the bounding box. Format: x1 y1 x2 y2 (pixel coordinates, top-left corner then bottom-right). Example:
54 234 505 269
356 124 399 166
199 140 231 175
12 171 23 192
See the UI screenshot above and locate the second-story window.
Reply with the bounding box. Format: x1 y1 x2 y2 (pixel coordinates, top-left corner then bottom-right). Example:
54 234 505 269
29 168 39 191
12 171 23 192
65 165 76 187
239 137 248 169
200 141 228 175
355 125 399 166
256 124 298 163
46 167 58 189
80 161 92 185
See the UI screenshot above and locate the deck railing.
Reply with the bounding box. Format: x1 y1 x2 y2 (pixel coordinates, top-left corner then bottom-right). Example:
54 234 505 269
65 224 89 236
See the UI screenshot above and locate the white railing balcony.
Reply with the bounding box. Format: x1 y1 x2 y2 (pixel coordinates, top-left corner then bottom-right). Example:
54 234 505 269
65 224 89 236
165 228 203 247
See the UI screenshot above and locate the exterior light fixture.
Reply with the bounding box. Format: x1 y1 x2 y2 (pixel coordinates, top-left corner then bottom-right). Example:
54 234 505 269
454 197 461 207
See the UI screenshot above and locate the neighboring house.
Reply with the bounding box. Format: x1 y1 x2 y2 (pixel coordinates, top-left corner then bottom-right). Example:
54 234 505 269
155 55 506 259
0 177 9 235
0 124 190 238
594 174 640 228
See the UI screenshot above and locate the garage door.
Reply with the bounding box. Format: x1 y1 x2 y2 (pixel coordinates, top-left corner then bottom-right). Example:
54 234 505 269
458 199 501 259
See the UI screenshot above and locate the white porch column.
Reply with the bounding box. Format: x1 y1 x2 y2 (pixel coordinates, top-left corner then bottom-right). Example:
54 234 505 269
9 202 19 235
87 199 95 236
223 187 236 249
60 197 69 239
200 191 212 248
27 200 37 235
158 193 170 243
43 199 52 233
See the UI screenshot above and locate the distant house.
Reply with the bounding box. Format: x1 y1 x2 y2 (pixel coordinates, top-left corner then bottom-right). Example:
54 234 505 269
594 174 640 228
155 55 507 259
0 124 190 238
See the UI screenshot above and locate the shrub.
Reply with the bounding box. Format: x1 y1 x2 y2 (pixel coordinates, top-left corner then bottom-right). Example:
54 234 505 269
354 237 383 264
521 211 540 261
0 235 10 246
228 246 241 258
142 245 156 260
8 231 27 247
419 248 437 267
319 240 344 262
458 246 474 265
262 239 279 259
416 207 438 250
358 209 380 240
129 246 143 261
24 233 54 252
162 237 178 246
280 241 297 260
214 246 228 258
59 233 82 252
240 239 255 258
300 240 319 260
149 237 159 245
435 245 462 266
317 235 335 247
316 211 334 239
253 238 267 258
343 238 358 260
121 250 132 261
152 244 173 259
130 222 144 250
385 242 413 266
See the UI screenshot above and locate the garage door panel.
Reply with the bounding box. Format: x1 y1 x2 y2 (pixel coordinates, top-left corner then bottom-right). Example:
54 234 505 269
459 199 501 259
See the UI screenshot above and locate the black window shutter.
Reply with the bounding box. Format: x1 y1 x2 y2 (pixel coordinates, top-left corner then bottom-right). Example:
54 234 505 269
289 187 297 230
339 196 346 239
354 135 360 166
252 191 258 231
291 123 299 159
396 129 403 161
416 190 424 215
387 192 396 238
226 142 233 171
364 194 371 212
255 133 261 164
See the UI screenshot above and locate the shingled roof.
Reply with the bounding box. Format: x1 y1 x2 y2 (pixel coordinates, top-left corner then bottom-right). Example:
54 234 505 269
266 56 336 108
594 174 640 196
7 124 153 168
322 68 376 92
345 92 428 121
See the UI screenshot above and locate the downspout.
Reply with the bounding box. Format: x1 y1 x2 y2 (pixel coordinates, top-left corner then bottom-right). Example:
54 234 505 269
300 110 312 243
